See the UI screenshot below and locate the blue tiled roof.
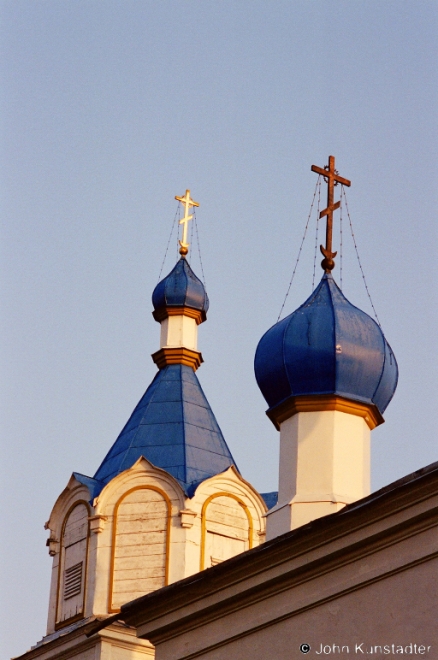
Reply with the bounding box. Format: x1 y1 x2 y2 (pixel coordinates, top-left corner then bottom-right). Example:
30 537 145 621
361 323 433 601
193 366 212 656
93 364 237 497
255 273 398 416
72 473 104 501
260 491 278 510
152 258 209 315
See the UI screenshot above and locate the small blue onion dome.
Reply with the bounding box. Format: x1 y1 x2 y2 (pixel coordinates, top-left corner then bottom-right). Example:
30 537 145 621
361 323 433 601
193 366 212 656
254 274 398 417
152 257 209 320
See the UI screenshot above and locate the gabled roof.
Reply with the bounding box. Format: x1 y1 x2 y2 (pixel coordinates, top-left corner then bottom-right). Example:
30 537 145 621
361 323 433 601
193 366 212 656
93 364 237 497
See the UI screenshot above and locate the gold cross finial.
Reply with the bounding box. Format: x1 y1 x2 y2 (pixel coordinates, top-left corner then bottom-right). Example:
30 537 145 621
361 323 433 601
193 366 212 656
175 189 200 257
311 156 351 273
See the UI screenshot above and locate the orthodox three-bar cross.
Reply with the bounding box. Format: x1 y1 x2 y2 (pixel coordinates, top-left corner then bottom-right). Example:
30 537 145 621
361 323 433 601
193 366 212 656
175 189 199 257
311 155 351 273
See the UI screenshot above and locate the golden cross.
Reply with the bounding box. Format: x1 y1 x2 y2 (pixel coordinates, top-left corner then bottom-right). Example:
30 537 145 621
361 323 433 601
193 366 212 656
311 156 351 273
175 189 200 257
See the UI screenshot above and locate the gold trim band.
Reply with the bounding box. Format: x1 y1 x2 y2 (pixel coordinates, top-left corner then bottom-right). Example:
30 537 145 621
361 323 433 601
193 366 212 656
200 492 253 571
266 394 384 431
153 306 206 325
151 347 203 371
109 485 172 613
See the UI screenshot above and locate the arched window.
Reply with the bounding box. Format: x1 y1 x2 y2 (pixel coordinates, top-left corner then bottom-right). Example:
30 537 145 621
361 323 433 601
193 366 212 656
110 486 170 612
201 494 253 570
56 501 89 627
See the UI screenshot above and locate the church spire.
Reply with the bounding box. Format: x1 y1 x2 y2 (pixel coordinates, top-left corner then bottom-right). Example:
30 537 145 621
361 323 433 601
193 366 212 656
93 191 234 495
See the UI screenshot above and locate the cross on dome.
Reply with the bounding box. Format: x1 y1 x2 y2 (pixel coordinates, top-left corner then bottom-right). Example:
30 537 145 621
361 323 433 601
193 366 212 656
175 189 199 257
311 155 351 272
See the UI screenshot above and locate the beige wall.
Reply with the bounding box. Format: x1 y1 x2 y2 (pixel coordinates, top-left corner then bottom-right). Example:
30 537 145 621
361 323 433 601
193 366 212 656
156 547 437 660
122 465 438 660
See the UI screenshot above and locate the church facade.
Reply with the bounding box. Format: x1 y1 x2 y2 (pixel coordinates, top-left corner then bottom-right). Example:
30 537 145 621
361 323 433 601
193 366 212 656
116 460 438 659
16 190 268 660
15 168 437 660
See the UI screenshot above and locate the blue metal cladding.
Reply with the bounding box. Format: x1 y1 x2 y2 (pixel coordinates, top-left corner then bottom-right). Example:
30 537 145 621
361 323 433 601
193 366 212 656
152 258 209 314
254 274 398 416
260 491 278 509
72 472 104 501
93 364 236 497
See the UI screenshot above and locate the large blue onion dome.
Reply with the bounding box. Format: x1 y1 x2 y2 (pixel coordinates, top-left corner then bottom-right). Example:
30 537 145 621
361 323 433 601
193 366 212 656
254 273 398 420
152 258 209 322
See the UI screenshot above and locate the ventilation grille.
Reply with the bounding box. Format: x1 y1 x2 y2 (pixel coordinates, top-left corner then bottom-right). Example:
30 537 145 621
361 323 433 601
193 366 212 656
64 562 83 600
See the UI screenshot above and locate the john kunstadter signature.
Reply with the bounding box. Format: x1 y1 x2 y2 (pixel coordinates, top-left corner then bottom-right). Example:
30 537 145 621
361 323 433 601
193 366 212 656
311 643 432 655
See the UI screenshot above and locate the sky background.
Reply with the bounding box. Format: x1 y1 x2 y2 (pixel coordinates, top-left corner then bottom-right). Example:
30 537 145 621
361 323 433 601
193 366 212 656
1 2 437 657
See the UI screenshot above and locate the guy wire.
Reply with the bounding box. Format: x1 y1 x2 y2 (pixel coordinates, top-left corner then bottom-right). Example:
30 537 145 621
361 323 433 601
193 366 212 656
312 177 322 291
339 187 343 290
193 209 207 288
277 175 321 322
342 187 381 327
158 203 180 281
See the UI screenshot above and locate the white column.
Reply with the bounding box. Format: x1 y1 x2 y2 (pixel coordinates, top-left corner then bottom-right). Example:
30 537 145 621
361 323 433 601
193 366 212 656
266 410 370 540
159 315 198 351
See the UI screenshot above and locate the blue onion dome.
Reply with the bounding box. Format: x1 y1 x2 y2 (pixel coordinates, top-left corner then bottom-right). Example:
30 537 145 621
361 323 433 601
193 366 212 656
152 257 209 322
254 273 398 418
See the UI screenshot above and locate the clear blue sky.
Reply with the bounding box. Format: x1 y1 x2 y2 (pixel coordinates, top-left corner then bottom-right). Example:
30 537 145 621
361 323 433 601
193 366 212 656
1 2 437 657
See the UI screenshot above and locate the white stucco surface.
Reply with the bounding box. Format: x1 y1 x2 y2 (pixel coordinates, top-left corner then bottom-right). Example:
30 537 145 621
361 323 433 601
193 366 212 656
267 410 370 538
159 315 198 350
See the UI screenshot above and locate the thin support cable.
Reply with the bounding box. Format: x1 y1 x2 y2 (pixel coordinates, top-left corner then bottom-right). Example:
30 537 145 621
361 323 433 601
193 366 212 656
339 188 343 290
175 204 181 262
342 187 381 327
193 209 207 287
312 177 322 291
189 208 194 251
158 203 180 281
277 176 321 322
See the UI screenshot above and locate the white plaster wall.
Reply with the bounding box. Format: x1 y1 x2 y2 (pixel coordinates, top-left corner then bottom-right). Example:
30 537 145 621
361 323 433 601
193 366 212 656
45 478 93 635
67 647 97 660
184 468 267 575
267 410 370 538
204 497 249 567
111 488 168 609
92 458 187 614
57 502 89 623
46 554 60 635
159 315 198 350
89 515 113 617
16 624 155 660
44 462 265 643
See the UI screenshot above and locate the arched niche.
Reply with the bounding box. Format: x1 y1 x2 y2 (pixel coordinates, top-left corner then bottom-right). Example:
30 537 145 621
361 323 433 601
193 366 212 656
200 493 253 570
56 501 90 628
109 486 171 612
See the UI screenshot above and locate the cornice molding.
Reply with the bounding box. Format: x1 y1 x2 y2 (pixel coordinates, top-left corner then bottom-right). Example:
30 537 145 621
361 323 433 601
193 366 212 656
14 619 152 660
117 464 438 639
134 508 438 647
266 394 384 430
153 306 206 325
151 347 203 371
